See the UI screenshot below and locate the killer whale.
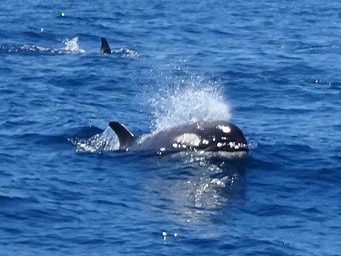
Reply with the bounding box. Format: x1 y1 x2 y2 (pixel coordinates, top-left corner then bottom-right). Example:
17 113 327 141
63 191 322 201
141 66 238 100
100 37 111 54
108 120 249 155
100 37 139 57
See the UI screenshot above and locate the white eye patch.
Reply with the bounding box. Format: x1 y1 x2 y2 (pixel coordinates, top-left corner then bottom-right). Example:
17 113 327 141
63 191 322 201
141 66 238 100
217 125 231 133
173 133 201 147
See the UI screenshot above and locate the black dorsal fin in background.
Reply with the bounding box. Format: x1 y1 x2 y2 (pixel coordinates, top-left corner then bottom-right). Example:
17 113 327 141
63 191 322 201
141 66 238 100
100 37 111 54
108 121 135 150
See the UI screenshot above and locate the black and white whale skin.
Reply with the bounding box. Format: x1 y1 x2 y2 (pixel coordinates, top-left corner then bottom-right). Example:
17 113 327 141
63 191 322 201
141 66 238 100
108 120 249 155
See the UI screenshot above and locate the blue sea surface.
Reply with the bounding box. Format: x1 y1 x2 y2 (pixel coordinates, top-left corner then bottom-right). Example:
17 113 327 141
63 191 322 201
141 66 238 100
1 1 341 255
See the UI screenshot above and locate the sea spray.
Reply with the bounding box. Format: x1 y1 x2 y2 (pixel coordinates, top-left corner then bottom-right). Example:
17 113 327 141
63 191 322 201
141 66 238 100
62 37 85 53
149 75 231 133
71 127 119 153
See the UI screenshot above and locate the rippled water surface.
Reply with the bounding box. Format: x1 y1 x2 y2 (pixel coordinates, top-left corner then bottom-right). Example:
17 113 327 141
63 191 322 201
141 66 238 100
1 1 341 255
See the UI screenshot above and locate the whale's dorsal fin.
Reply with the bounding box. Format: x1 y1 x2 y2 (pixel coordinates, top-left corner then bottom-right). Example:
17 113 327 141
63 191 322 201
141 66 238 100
108 121 135 150
100 37 111 54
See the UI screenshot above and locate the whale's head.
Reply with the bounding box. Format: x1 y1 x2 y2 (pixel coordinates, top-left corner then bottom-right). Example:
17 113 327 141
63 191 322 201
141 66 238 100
170 121 249 153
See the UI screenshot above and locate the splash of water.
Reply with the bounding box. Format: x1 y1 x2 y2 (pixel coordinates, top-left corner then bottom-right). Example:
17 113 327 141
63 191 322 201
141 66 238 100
62 37 85 53
70 127 119 153
150 75 231 133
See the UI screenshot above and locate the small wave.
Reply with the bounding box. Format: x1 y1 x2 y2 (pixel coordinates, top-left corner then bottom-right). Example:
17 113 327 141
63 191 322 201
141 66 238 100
12 133 72 148
0 36 85 55
70 127 119 153
0 194 39 207
0 43 52 54
111 47 139 57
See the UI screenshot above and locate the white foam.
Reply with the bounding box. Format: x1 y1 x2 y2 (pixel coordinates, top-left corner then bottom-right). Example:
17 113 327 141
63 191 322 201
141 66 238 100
61 37 85 53
71 127 119 153
111 48 139 57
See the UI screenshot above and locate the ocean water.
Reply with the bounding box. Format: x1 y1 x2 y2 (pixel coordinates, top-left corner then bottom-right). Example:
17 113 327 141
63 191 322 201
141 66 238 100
1 0 341 255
